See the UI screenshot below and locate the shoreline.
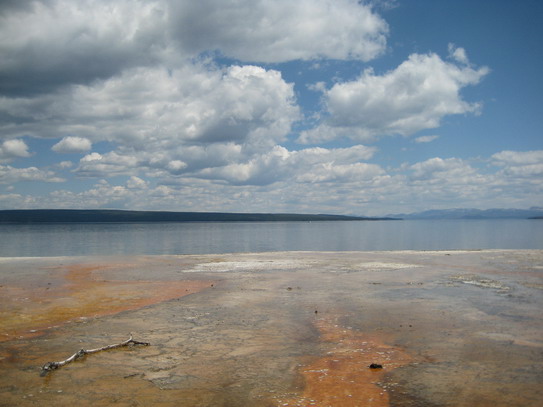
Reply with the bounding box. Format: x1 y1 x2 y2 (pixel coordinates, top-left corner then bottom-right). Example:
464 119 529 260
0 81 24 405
1 250 542 406
0 247 538 257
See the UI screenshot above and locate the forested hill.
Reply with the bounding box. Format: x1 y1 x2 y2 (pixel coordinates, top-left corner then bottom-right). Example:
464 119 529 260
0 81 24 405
0 209 397 223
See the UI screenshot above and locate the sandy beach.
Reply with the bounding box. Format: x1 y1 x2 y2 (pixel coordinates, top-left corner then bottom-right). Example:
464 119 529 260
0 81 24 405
1 250 542 406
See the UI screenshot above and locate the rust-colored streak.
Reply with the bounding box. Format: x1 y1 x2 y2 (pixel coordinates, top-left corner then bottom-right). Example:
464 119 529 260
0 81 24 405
278 317 412 407
0 263 213 342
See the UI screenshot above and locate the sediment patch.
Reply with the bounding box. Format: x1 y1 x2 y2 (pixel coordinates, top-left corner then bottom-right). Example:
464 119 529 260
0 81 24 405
276 316 412 407
0 262 213 341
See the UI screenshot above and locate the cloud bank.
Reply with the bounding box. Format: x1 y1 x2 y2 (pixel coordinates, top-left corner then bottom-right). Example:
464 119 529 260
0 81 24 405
0 0 539 214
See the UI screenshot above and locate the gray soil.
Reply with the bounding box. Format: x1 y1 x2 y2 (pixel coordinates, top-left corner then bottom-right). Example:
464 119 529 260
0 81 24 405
1 250 542 406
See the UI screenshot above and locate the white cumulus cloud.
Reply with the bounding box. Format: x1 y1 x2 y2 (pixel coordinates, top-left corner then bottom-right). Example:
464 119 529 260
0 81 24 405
0 0 387 96
195 144 378 186
168 0 388 63
1 64 299 151
0 0 169 96
0 165 64 184
126 176 149 189
77 151 138 177
409 157 478 181
414 135 439 143
492 150 543 178
0 139 31 162
299 48 489 143
52 136 92 153
492 150 543 165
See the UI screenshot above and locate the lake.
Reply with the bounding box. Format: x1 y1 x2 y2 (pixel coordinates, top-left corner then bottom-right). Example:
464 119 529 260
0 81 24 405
0 219 541 257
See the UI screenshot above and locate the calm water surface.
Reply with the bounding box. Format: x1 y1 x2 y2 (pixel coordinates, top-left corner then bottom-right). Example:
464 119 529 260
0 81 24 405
0 219 541 257
0 219 543 257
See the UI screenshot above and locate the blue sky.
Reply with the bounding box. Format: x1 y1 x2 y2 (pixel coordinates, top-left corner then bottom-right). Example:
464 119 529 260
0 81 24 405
0 0 542 216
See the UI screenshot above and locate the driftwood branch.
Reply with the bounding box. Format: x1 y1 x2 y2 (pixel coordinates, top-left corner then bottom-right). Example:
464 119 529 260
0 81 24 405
40 334 150 376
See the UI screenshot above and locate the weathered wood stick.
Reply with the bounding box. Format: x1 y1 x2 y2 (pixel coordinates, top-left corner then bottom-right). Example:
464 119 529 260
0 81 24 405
40 334 150 376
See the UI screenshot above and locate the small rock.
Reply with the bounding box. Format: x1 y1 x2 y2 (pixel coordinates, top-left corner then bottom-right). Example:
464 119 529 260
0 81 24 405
369 363 383 369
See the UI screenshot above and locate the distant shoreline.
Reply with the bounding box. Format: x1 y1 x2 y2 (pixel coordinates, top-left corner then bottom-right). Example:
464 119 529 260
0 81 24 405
0 209 399 224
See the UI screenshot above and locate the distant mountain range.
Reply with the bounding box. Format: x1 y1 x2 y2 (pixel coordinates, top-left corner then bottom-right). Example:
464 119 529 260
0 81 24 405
0 209 396 223
387 207 543 220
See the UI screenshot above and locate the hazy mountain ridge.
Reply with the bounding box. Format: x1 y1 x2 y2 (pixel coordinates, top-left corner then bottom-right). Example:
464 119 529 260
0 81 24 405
388 207 543 220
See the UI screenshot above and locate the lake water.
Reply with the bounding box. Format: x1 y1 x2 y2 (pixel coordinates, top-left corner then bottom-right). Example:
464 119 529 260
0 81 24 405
0 219 541 257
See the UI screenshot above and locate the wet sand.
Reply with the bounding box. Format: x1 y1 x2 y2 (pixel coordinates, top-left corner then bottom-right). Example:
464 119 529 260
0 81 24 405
0 250 542 406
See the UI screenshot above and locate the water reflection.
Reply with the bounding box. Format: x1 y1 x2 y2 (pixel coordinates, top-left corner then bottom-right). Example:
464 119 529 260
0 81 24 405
0 219 541 257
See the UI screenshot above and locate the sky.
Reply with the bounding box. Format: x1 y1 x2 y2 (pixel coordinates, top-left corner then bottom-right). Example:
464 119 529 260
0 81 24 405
0 0 542 216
